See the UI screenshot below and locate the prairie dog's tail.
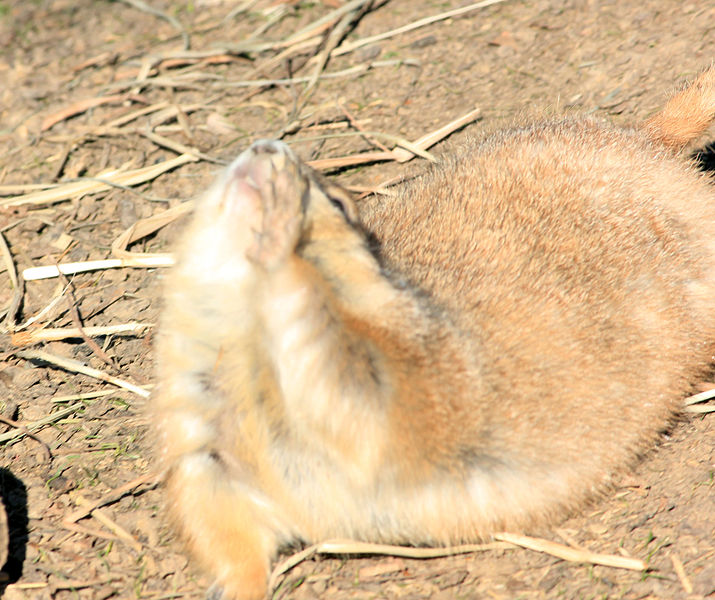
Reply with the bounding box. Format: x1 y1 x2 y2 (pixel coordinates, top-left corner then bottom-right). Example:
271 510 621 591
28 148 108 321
643 67 715 150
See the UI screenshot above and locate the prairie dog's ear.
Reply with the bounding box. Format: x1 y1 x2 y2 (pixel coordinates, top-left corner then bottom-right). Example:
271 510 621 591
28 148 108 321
324 181 359 224
305 165 359 224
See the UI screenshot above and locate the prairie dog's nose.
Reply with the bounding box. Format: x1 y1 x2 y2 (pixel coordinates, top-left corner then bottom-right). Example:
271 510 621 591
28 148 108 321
230 140 292 185
250 139 291 156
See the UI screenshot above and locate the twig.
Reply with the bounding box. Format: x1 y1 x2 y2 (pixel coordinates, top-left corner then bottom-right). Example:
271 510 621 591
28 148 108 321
11 323 153 346
51 575 120 592
13 284 70 332
72 494 142 552
63 472 159 524
222 0 260 24
22 255 174 281
0 404 83 444
300 129 438 161
224 59 420 88
339 101 391 153
1 153 198 208
56 269 118 372
493 532 646 570
139 129 226 164
268 529 645 594
283 0 373 47
0 414 53 461
305 107 481 169
301 1 373 103
118 0 190 50
16 350 150 398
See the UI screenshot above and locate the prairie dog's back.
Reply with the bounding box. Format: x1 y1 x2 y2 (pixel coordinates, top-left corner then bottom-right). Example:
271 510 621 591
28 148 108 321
360 116 715 468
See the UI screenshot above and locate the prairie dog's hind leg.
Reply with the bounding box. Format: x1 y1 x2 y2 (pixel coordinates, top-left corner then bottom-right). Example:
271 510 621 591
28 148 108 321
165 451 288 600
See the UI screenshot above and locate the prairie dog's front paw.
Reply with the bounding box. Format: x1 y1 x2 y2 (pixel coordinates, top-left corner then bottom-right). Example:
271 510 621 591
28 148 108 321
237 141 307 270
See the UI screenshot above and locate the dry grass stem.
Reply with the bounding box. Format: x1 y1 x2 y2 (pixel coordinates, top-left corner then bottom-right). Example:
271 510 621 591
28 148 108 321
22 255 174 281
331 0 509 58
685 404 715 414
41 94 126 131
240 36 323 93
268 531 645 593
120 102 208 129
51 576 120 592
669 554 693 594
58 521 122 543
307 150 396 170
246 3 290 43
2 153 198 208
51 389 135 404
14 284 70 332
104 100 170 127
5 583 48 591
684 387 715 405
391 107 482 162
224 59 418 88
306 107 481 169
112 199 195 257
0 230 22 331
11 323 153 346
16 349 151 398
222 0 261 24
269 539 508 592
684 387 715 413
139 130 225 164
0 231 18 290
63 472 159 524
0 182 63 195
493 532 646 570
0 403 83 445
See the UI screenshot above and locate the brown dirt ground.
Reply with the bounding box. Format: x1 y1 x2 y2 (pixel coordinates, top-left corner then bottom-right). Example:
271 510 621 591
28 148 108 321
1 0 714 598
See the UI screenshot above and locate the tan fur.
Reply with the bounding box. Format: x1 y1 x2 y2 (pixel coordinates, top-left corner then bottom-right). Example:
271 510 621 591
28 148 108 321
153 69 715 599
643 67 715 149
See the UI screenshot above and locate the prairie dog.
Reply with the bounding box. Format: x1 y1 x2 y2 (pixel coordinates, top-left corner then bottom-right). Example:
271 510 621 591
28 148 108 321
153 68 715 599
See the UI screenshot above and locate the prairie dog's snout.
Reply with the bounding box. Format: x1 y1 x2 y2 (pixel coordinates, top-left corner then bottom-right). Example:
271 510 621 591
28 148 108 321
217 140 294 215
229 139 292 187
